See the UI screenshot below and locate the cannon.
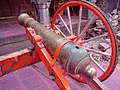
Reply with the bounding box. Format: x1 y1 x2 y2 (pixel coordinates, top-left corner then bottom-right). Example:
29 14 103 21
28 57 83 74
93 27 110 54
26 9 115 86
0 1 118 90
18 13 94 76
18 13 107 89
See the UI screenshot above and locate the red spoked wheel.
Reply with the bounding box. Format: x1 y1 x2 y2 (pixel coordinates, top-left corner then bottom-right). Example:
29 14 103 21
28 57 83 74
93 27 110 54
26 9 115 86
51 1 118 82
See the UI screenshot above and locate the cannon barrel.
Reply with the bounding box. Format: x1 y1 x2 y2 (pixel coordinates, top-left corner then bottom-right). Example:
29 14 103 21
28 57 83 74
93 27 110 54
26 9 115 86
18 13 96 76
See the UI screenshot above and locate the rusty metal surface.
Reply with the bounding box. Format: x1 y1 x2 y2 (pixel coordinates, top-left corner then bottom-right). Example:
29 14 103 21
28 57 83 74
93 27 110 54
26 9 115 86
18 13 66 52
59 42 90 74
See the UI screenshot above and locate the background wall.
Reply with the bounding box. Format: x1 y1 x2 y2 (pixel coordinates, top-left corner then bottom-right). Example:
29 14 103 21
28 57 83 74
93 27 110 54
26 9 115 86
0 0 119 17
108 0 120 12
0 0 32 17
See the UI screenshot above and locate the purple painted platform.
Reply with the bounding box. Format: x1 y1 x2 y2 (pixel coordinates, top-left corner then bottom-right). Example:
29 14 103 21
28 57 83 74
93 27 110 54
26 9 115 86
0 62 89 90
0 62 59 90
0 62 120 90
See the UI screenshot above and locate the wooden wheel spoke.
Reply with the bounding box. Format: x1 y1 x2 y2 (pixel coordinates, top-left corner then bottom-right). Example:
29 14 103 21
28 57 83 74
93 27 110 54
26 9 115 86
79 14 96 38
78 5 83 36
90 54 106 73
79 33 108 44
85 48 111 57
58 14 71 34
67 6 73 35
55 25 67 37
